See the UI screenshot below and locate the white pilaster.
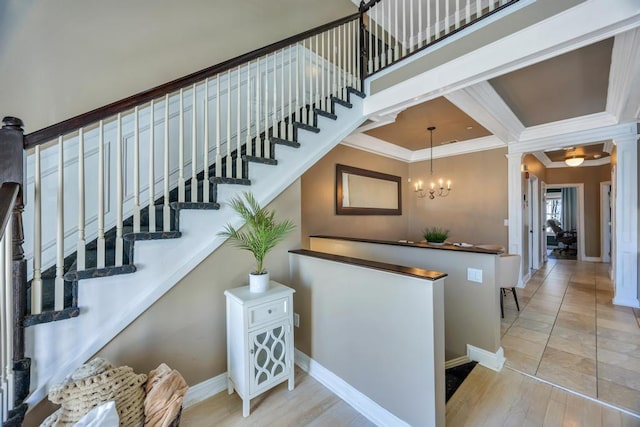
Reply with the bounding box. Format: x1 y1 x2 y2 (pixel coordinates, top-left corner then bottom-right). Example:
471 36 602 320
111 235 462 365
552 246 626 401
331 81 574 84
507 152 524 284
612 131 640 308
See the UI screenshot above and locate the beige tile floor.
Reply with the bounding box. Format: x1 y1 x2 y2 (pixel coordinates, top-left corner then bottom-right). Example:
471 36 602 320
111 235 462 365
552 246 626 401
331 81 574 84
501 258 640 415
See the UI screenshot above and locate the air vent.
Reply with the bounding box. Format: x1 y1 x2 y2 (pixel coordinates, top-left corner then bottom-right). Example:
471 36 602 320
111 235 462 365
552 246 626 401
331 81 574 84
441 139 458 145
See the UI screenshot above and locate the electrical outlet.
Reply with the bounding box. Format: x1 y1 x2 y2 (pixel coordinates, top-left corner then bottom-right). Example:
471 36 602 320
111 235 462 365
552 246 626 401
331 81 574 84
467 268 483 283
293 313 300 328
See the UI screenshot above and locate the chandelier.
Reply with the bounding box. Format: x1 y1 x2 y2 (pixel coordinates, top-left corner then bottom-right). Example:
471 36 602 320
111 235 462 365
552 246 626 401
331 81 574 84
415 126 451 199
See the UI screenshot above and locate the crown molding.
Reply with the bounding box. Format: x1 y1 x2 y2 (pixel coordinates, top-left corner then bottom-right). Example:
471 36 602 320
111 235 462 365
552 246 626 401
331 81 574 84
519 112 618 142
341 133 506 162
606 28 640 121
410 135 506 162
511 121 637 154
445 81 524 143
603 140 615 153
532 151 552 167
341 132 414 161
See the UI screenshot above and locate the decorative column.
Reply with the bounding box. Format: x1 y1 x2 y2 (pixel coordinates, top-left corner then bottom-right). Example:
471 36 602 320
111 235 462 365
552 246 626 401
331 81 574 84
507 152 524 285
612 130 639 308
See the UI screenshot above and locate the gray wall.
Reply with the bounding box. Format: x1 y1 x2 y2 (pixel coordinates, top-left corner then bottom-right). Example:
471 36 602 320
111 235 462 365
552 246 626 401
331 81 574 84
0 0 356 133
290 252 445 427
309 237 501 360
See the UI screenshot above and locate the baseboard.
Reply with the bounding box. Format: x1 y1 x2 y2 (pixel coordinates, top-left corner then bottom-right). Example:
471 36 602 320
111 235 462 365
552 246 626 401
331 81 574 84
294 349 409 427
519 271 531 288
445 355 471 369
582 256 601 262
467 345 505 372
612 296 640 309
183 372 227 408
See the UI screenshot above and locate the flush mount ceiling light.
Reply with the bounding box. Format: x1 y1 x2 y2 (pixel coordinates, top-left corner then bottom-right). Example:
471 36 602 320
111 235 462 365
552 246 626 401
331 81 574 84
565 156 585 167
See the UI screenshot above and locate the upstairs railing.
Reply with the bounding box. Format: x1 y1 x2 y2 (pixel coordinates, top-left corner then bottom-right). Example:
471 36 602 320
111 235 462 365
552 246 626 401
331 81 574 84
361 0 519 75
0 0 520 419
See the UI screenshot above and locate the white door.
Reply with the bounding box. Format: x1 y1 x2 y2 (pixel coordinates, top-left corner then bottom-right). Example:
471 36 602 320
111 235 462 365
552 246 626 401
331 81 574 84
530 175 540 270
601 182 612 263
541 181 548 262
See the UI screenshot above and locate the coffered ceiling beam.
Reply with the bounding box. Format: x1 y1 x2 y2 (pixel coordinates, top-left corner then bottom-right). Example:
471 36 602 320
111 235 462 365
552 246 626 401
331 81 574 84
510 121 636 155
445 82 524 144
519 112 618 142
606 28 640 122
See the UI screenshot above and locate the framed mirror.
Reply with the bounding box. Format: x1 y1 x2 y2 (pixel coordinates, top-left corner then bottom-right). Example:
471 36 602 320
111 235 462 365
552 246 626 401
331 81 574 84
335 164 402 215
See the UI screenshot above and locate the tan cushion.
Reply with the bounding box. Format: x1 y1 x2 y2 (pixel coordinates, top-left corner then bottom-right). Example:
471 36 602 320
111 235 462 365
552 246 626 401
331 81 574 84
45 363 147 427
143 364 188 427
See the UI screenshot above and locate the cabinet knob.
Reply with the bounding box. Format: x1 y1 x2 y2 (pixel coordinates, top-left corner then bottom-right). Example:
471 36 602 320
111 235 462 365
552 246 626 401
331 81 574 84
250 348 254 354
268 309 272 314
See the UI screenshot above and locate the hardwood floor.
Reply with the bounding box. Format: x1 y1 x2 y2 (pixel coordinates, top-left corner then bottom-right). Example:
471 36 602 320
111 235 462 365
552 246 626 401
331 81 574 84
183 259 640 426
180 367 374 427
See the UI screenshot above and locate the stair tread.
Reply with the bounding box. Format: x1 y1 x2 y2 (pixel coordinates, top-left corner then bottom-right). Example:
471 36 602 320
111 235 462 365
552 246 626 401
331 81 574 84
314 108 338 120
271 137 300 148
347 86 366 99
23 306 80 327
170 201 221 210
123 230 182 241
243 155 278 165
331 96 352 109
65 263 137 281
293 122 321 133
210 176 251 185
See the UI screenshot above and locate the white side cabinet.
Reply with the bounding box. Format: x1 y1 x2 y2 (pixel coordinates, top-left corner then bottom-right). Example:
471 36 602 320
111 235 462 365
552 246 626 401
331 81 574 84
224 281 295 417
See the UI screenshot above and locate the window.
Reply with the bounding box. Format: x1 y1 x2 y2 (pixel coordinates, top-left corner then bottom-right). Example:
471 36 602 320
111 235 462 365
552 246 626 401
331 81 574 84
545 191 562 234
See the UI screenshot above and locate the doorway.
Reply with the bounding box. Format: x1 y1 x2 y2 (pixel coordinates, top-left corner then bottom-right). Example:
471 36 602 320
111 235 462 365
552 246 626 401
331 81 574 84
544 184 584 260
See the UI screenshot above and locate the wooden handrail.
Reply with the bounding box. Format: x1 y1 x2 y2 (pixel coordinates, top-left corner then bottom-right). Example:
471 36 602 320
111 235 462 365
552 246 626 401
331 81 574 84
0 183 19 241
24 12 360 149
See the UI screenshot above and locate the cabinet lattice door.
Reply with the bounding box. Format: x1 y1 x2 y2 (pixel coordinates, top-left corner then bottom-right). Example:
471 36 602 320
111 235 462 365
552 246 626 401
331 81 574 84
250 323 289 393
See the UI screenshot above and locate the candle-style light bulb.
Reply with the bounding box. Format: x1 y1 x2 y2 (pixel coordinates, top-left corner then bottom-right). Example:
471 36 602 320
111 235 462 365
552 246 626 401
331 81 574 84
447 180 451 190
438 178 443 189
430 182 435 190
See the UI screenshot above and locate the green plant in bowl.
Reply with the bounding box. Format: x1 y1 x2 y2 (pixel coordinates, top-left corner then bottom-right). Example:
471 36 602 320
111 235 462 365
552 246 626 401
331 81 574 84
423 226 449 244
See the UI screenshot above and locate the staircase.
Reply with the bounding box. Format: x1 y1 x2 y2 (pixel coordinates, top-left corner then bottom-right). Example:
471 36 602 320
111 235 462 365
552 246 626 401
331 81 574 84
22 86 366 405
0 1 521 423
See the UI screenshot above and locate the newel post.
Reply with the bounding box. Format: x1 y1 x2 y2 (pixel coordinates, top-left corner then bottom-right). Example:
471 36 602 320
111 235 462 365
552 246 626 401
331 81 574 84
0 116 30 406
358 1 367 89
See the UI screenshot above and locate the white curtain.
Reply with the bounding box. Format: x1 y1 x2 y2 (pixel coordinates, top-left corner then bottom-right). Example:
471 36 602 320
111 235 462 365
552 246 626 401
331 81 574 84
561 188 577 231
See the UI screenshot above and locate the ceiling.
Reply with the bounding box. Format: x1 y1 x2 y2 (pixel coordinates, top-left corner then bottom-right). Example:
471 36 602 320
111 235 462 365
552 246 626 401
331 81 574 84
360 36 622 166
544 142 610 163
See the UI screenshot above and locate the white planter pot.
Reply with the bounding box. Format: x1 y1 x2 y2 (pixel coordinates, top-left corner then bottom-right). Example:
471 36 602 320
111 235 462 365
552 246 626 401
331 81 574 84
249 271 270 293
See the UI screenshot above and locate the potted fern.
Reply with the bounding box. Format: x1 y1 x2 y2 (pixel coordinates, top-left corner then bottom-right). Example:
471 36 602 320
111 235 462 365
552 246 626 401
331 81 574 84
219 192 296 292
423 226 449 245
